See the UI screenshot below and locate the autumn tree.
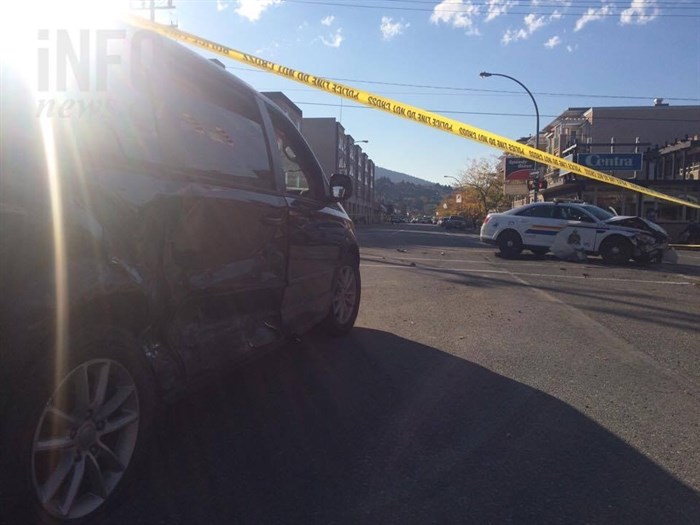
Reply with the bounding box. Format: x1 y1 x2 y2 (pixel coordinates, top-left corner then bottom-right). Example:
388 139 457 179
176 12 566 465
456 157 508 217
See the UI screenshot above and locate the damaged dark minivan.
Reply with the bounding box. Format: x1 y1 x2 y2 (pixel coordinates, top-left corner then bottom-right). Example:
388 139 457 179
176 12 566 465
0 26 359 523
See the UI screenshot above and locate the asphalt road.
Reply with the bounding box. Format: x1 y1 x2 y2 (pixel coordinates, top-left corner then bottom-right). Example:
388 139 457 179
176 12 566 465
105 223 700 525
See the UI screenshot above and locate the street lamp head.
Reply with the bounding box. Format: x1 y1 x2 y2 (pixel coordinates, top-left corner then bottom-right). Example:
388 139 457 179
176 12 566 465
479 71 492 78
356 140 369 144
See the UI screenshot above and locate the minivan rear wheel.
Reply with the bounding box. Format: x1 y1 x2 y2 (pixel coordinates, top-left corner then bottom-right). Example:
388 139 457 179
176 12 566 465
1 327 155 525
322 256 361 336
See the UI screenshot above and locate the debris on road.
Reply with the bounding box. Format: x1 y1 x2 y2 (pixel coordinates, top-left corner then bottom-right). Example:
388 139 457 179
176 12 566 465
551 228 587 262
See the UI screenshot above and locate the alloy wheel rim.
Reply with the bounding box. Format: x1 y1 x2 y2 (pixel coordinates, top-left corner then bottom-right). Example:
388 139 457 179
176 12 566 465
31 358 140 519
332 266 357 325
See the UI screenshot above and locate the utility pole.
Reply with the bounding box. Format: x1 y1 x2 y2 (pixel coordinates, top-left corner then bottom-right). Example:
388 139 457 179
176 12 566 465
131 0 177 25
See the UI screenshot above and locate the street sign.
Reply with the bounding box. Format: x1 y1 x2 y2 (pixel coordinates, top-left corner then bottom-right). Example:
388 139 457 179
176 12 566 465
576 153 643 171
558 154 575 177
504 181 528 196
504 156 537 181
455 193 462 203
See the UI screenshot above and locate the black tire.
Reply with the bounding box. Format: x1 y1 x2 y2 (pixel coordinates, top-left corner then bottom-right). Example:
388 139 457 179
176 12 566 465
599 236 633 265
322 256 361 336
0 326 155 525
498 230 523 258
531 247 548 257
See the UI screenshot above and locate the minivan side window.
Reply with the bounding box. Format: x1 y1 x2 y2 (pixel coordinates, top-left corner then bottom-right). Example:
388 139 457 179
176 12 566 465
155 67 274 190
267 106 325 200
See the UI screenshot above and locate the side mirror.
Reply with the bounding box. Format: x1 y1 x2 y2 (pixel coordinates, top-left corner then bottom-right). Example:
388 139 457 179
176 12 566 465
329 173 353 202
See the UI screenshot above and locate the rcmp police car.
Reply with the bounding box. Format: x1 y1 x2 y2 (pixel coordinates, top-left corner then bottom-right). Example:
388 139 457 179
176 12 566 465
480 201 670 264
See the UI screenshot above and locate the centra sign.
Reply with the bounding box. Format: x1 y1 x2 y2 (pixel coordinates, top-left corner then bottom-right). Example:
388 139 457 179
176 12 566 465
576 153 642 171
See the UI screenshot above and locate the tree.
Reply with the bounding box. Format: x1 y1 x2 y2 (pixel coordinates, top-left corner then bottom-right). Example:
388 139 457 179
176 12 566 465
456 157 508 217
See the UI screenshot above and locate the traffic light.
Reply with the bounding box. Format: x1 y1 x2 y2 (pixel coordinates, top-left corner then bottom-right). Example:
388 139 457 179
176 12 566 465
527 178 548 191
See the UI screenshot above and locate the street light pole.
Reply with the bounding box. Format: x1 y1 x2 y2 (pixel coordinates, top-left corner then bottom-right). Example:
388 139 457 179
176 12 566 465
479 71 541 202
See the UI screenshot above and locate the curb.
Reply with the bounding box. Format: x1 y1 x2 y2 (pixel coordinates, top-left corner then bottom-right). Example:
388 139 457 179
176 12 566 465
670 244 700 252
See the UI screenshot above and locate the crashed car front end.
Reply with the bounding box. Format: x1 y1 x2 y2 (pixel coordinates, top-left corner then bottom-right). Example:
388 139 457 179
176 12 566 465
606 217 675 263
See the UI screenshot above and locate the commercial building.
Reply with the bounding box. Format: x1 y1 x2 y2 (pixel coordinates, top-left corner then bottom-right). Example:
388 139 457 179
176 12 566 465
260 98 377 223
301 117 376 223
261 91 302 130
525 101 700 235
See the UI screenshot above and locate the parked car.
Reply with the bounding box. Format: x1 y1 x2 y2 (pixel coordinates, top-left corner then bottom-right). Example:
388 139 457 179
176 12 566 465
443 216 468 230
480 201 670 263
0 27 360 525
390 216 406 223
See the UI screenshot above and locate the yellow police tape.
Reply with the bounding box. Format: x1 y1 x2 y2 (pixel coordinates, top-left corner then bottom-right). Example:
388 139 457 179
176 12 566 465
126 15 700 210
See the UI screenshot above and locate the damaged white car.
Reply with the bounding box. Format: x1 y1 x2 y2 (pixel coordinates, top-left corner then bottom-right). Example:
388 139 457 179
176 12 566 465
480 201 673 264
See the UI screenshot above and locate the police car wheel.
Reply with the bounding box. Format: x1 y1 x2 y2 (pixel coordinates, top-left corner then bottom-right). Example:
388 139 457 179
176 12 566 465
498 230 523 258
600 236 632 265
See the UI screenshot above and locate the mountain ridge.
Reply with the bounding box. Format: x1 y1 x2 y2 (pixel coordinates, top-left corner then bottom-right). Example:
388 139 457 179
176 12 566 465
375 166 437 187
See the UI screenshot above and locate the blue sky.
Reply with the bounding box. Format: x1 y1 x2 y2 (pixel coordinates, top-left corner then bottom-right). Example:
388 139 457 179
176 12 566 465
143 1 698 182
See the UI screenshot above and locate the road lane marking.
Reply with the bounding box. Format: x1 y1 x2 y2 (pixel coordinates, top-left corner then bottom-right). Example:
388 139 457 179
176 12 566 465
500 265 700 392
363 256 610 268
362 256 561 268
360 229 480 239
359 264 693 285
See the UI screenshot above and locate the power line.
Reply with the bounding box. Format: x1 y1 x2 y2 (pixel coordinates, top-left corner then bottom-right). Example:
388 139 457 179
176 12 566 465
182 0 700 9
295 100 700 122
279 0 700 17
369 0 697 5
223 65 700 102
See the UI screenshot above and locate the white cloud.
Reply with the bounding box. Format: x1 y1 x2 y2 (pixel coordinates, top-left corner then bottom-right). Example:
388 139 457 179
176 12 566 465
217 0 229 12
235 0 282 22
566 44 578 52
501 28 527 44
524 13 546 33
574 4 613 32
321 28 343 47
544 35 561 48
430 0 480 35
380 16 410 40
620 0 659 25
501 12 551 45
485 0 516 22
321 15 334 26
